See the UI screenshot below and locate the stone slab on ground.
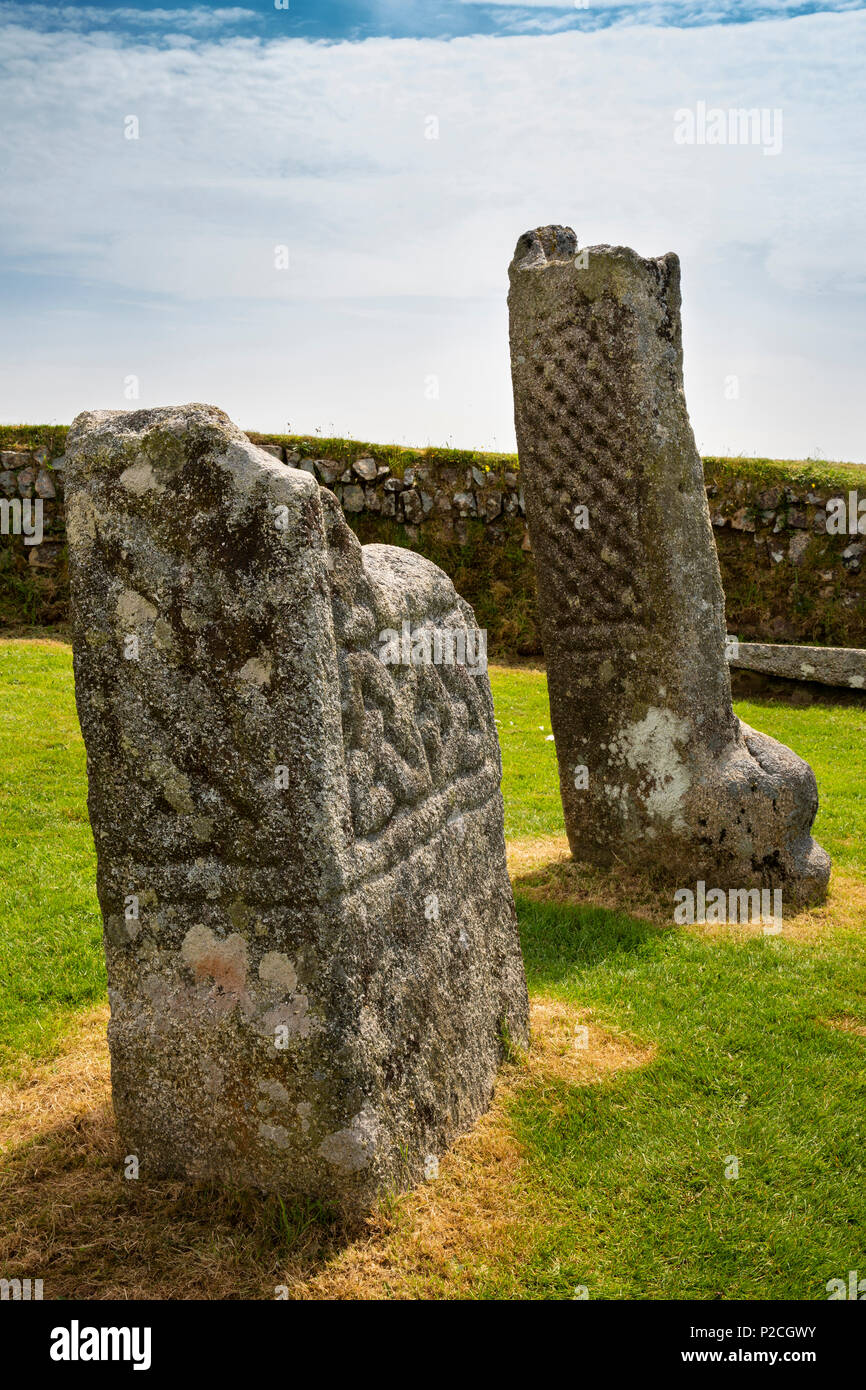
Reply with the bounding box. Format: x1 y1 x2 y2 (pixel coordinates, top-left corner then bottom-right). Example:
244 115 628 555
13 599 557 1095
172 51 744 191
729 642 866 691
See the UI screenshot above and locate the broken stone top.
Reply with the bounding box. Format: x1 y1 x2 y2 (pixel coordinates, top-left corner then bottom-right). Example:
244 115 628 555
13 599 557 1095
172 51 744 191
509 231 685 385
508 226 830 904
508 227 723 742
511 225 579 269
512 226 675 273
510 228 679 297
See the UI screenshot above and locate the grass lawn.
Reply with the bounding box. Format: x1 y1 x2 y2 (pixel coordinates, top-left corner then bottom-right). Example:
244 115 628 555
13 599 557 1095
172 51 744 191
0 640 864 1299
0 641 103 1075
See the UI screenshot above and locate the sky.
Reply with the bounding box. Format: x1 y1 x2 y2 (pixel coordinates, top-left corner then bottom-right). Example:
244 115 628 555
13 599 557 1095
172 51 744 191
0 0 864 459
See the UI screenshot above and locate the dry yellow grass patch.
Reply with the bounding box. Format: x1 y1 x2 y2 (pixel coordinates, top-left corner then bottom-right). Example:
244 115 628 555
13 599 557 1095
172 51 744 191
0 632 71 647
511 837 680 927
527 997 655 1085
0 995 651 1300
687 872 866 944
506 833 571 880
509 835 862 943
295 1078 532 1300
820 1013 866 1039
299 998 654 1299
0 1007 110 1150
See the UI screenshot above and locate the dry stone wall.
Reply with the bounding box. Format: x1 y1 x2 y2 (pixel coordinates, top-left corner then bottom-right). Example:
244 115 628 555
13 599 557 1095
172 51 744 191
1 431 864 652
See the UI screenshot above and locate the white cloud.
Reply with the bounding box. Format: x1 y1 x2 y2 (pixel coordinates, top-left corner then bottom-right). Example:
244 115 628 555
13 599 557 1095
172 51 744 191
0 14 863 459
461 0 857 7
458 0 864 38
0 5 257 33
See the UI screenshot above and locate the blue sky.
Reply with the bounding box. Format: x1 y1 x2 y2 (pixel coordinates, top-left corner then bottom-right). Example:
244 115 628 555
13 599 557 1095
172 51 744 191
1 0 864 457
15 0 864 39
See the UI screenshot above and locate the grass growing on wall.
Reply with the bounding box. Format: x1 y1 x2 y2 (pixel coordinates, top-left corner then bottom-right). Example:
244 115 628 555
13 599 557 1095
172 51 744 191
704 454 866 494
0 424 70 457
248 433 523 481
2 422 864 490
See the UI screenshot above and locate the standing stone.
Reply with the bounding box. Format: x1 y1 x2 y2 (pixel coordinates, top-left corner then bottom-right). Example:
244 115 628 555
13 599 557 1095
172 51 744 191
508 228 830 905
66 404 527 1212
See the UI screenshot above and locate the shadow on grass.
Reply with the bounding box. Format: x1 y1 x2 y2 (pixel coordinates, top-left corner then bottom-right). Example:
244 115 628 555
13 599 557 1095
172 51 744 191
731 672 866 710
0 985 664 1301
0 1100 358 1299
515 892 664 988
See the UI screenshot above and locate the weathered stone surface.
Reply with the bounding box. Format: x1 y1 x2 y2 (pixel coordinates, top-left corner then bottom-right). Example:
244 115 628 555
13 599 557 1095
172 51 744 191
508 227 830 905
401 488 423 524
16 466 35 496
729 642 866 690
352 456 377 482
34 467 56 499
66 403 528 1212
341 482 365 512
314 460 340 486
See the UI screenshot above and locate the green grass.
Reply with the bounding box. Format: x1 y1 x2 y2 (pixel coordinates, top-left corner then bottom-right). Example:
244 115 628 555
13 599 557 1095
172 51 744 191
0 641 102 1076
492 664 563 838
492 663 866 871
488 663 866 1300
735 699 866 876
703 453 866 495
1 640 864 1300
494 899 866 1299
